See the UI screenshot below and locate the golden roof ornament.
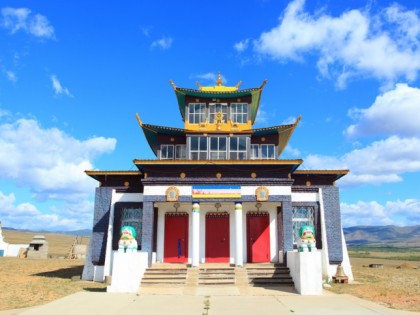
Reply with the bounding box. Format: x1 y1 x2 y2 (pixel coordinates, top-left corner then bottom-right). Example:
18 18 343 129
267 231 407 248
196 72 242 92
216 72 223 86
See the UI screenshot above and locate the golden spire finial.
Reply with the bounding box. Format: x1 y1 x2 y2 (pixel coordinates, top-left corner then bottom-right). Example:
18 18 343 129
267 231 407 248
216 72 222 86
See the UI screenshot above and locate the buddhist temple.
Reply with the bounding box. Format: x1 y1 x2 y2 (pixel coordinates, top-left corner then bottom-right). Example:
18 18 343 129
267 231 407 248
82 74 353 289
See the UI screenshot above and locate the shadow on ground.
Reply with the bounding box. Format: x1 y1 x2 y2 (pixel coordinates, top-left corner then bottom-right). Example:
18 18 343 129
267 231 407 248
32 265 84 279
83 287 107 292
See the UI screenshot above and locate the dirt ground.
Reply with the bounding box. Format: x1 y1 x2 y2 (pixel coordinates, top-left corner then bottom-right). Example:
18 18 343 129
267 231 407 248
327 257 420 312
0 258 106 311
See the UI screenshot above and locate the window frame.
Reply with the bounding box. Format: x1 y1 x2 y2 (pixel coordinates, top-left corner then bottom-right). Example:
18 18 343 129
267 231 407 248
160 144 174 160
261 144 276 160
250 144 260 159
209 136 227 160
175 144 186 160
209 103 228 124
189 136 208 160
229 136 248 160
188 103 206 124
230 103 249 124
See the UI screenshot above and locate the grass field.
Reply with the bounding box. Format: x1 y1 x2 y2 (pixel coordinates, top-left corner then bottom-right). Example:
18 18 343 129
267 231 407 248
348 246 420 261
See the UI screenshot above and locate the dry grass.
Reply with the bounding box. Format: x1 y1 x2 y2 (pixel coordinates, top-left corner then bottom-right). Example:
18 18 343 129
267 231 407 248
327 257 420 312
0 230 105 311
0 258 106 311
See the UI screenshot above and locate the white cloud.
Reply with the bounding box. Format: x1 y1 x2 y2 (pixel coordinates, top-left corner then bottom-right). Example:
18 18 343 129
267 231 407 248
51 74 73 97
251 0 420 87
1 7 55 39
234 39 250 53
6 71 17 82
346 83 420 138
193 72 228 85
150 36 173 50
255 106 268 124
0 117 116 201
284 145 301 157
304 136 420 187
341 199 420 227
0 191 94 230
141 26 152 37
0 109 10 118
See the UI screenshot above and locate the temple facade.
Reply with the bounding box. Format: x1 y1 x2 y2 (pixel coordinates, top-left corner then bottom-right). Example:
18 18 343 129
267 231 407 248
82 74 352 284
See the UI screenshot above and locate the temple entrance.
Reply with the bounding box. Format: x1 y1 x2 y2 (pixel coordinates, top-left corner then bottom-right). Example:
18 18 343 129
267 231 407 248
205 212 230 263
247 212 270 263
164 212 189 263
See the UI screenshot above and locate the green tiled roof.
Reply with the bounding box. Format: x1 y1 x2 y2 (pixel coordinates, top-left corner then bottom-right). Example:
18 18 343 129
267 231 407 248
173 82 266 124
138 116 300 158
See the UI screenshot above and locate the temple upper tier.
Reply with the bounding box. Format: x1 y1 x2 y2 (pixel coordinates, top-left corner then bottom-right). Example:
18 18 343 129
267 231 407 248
137 75 300 160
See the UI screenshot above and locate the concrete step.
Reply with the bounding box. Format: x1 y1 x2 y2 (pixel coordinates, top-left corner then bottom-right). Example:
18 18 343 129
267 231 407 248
250 279 294 286
142 275 187 280
198 267 235 285
199 279 235 285
245 265 294 287
140 266 188 286
141 279 185 284
145 269 187 273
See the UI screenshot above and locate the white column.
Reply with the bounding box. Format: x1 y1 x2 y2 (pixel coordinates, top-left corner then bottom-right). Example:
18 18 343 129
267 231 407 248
192 202 200 267
234 202 243 267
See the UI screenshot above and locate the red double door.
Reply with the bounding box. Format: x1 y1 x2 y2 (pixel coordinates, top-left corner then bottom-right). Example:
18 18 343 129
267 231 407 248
205 213 230 263
247 212 270 263
164 213 189 263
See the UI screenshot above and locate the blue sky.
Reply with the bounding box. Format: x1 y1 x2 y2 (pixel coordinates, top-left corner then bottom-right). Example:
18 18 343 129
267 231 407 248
0 0 419 230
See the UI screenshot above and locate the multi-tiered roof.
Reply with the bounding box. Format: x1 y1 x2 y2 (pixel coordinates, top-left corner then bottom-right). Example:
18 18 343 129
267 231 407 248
136 73 300 158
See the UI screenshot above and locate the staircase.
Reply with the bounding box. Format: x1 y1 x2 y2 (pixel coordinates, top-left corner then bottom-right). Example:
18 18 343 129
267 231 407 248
198 266 235 285
245 264 294 287
140 263 294 288
140 264 188 286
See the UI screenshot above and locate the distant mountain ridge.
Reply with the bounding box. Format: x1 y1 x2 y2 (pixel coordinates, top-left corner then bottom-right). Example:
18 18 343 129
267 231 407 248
343 225 420 247
3 227 91 237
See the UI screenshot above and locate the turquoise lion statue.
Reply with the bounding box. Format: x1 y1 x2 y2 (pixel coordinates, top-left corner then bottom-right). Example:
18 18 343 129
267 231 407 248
118 226 138 253
297 225 317 252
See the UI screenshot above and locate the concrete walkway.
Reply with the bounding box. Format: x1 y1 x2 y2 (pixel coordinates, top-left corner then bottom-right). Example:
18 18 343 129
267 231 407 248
1 286 418 315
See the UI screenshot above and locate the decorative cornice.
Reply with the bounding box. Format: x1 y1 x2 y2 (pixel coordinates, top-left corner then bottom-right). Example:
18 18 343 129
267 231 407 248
134 159 303 166
293 169 349 175
85 170 142 176
141 177 294 186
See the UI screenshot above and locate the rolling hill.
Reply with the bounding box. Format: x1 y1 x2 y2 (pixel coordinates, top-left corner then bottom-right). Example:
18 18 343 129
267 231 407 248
343 225 420 247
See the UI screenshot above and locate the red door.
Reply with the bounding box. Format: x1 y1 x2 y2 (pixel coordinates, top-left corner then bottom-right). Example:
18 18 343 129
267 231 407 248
164 213 188 263
247 212 270 262
205 212 230 263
